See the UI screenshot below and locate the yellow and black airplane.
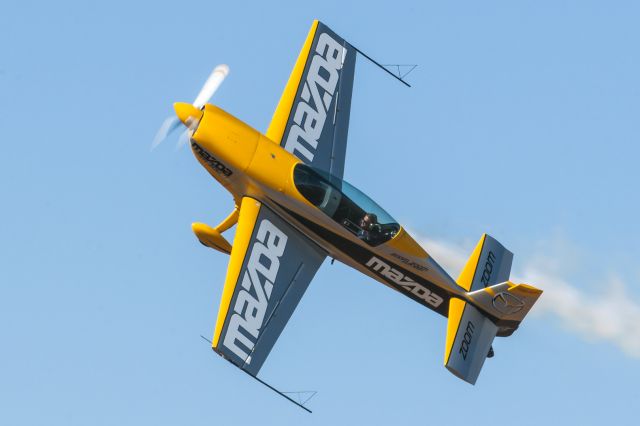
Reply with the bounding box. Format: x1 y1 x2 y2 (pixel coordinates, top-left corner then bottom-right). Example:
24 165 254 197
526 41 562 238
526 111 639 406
155 20 542 410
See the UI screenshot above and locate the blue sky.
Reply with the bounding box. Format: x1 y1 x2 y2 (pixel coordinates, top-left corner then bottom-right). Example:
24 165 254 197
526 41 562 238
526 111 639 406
2 1 640 424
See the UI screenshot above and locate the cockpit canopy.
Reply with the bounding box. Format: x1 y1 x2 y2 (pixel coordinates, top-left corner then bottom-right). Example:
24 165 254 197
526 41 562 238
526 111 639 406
293 164 400 246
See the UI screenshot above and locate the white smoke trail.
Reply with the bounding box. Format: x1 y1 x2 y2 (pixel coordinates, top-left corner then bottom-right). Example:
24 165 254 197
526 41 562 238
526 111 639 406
419 236 640 359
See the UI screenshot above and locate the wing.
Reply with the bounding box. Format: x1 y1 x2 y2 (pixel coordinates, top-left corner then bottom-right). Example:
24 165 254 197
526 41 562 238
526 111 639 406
266 20 356 180
212 197 326 375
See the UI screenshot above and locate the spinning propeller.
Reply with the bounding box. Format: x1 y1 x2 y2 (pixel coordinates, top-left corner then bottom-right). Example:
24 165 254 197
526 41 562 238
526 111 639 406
152 64 230 150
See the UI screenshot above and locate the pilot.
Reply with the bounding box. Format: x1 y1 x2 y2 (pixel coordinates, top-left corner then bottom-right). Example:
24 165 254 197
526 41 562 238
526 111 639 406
358 213 382 243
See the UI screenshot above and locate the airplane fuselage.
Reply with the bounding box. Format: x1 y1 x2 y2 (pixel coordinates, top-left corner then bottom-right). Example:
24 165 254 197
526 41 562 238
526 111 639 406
190 103 470 320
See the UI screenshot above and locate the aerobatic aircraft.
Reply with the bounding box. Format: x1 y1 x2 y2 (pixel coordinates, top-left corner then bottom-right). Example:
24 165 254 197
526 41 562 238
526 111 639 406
154 20 543 411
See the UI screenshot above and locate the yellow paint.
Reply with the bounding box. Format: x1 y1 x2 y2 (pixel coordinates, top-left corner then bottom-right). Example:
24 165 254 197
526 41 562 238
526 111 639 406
216 207 239 234
194 104 260 174
456 234 487 291
481 281 542 298
444 297 466 364
265 20 319 144
192 155 233 191
174 102 203 126
246 134 301 193
212 197 262 348
386 228 428 258
191 208 239 254
484 286 497 297
510 283 543 297
191 222 232 254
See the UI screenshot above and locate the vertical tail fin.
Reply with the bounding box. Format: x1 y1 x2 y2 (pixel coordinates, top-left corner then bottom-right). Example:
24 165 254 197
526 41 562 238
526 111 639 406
443 234 542 384
457 233 513 292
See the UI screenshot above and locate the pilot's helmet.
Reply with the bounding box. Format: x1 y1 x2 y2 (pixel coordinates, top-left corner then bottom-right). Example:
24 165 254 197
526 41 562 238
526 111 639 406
361 213 378 230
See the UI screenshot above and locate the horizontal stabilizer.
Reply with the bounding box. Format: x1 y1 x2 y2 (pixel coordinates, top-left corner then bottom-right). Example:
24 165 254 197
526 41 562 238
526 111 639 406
445 298 497 385
466 281 543 324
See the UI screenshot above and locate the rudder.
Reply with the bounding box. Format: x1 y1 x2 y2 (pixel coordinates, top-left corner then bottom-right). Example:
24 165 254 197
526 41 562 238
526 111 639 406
457 233 513 292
